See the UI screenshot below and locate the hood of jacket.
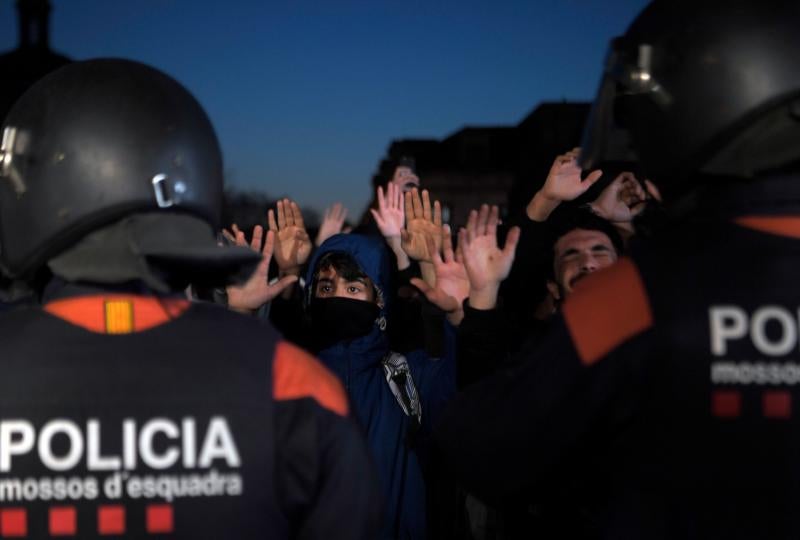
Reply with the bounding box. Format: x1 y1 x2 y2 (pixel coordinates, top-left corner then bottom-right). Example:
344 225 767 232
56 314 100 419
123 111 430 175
304 233 393 375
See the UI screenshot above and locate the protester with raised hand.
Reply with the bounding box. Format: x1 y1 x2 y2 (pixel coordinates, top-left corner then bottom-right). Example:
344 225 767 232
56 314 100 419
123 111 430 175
460 205 521 311
315 202 349 247
367 184 444 354
589 173 646 223
268 198 313 279
588 173 663 240
265 230 457 539
225 225 299 314
526 147 604 222
402 188 443 262
454 205 521 388
354 156 421 236
371 182 410 271
402 188 443 287
503 149 639 332
525 148 658 235
409 224 470 326
219 198 313 316
461 202 624 386
228 198 315 345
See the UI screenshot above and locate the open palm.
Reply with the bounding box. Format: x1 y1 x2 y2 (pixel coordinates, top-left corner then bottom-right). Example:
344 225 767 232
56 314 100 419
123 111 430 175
315 202 348 246
371 183 405 239
226 226 298 311
411 225 469 314
401 188 442 262
268 198 312 272
540 147 603 202
460 205 520 293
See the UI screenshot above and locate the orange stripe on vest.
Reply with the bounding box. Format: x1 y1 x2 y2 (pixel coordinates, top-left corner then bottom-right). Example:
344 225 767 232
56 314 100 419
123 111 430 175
44 295 190 333
735 216 800 239
562 257 653 365
273 341 349 417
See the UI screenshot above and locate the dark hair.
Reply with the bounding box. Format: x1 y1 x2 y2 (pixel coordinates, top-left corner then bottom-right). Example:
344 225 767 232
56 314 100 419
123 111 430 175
313 251 368 283
311 251 382 305
544 207 625 280
394 156 416 174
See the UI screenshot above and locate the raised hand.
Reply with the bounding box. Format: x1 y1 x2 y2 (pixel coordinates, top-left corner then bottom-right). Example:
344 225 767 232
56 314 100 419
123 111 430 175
459 204 520 310
410 225 470 325
527 148 603 221
541 148 603 202
315 202 348 247
589 172 641 223
226 225 299 313
220 224 238 245
370 183 405 239
401 188 443 263
268 198 313 274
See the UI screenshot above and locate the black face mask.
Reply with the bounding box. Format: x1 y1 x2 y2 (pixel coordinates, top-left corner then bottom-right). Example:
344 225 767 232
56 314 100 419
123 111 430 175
309 297 381 349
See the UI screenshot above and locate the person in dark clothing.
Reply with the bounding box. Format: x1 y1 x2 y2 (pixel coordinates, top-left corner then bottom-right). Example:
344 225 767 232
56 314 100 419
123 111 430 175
0 59 381 539
456 199 625 389
452 183 629 540
500 148 647 329
304 233 457 540
435 2 800 539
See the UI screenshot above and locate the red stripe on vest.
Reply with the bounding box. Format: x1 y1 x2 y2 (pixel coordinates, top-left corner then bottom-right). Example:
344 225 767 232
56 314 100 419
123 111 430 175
735 216 800 239
44 295 190 333
273 341 349 417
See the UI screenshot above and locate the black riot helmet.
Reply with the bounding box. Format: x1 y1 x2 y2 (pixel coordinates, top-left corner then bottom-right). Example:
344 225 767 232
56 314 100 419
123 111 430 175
580 1 800 193
0 59 256 282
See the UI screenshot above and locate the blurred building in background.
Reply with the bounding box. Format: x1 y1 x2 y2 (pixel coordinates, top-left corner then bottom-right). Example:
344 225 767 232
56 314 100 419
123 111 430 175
373 102 590 226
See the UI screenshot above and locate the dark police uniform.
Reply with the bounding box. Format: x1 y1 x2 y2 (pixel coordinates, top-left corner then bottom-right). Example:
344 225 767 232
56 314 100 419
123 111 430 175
435 180 800 539
436 0 800 536
0 292 381 539
0 58 382 539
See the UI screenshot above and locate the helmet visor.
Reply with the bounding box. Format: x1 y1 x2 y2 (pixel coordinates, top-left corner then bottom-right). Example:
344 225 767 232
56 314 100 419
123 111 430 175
579 37 671 170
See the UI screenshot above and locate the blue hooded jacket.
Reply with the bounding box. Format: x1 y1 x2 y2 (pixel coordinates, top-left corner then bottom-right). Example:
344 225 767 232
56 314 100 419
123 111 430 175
305 234 456 540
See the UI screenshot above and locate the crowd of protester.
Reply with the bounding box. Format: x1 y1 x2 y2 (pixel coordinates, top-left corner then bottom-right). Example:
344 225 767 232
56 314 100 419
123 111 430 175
192 149 661 539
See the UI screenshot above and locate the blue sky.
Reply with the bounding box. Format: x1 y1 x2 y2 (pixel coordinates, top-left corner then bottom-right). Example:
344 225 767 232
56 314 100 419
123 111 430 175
0 0 649 219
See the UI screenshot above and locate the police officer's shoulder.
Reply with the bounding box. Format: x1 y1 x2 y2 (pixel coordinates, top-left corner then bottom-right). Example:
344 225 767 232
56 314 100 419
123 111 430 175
273 340 349 417
191 303 349 417
561 256 654 366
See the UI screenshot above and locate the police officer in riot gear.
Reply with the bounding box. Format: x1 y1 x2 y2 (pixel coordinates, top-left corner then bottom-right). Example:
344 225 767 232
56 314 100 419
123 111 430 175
435 1 800 538
0 59 381 538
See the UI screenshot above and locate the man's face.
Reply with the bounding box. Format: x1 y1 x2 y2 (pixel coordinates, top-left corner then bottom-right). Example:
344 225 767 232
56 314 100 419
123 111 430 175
390 166 420 193
548 228 618 300
314 266 375 302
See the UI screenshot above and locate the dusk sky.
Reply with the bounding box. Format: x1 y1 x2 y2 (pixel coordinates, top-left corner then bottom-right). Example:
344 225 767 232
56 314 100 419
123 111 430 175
1 0 649 221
